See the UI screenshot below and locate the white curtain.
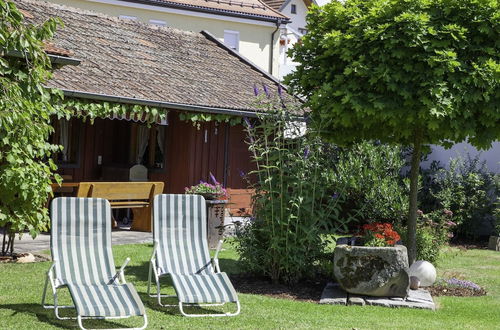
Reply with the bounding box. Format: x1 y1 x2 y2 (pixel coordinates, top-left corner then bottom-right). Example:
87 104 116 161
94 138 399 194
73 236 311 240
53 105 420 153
59 119 70 162
156 126 165 155
136 125 150 164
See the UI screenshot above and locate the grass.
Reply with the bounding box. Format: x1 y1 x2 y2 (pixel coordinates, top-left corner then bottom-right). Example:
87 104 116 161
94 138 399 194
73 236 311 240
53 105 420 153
1 243 499 329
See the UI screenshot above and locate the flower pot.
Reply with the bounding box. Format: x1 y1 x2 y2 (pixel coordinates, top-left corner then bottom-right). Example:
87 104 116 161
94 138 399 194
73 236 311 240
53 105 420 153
199 193 221 200
333 245 410 297
488 236 500 251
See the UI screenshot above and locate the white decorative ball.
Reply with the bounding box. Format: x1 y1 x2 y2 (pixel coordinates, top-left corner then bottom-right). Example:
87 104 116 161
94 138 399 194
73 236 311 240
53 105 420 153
409 260 437 287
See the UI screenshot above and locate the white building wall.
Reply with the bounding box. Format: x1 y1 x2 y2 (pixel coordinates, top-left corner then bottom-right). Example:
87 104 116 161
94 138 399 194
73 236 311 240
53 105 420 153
47 0 280 75
278 0 310 80
422 142 500 173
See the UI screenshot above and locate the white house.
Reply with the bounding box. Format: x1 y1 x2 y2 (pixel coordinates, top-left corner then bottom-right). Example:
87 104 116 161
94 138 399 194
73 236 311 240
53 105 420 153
262 0 315 80
45 0 290 76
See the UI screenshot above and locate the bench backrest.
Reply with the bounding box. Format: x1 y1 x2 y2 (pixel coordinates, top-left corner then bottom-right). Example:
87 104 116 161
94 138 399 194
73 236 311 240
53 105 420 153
77 182 164 201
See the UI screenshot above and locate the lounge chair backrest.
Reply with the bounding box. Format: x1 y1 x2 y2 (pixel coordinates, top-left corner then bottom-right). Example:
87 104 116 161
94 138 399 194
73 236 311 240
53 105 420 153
51 197 115 285
153 194 212 275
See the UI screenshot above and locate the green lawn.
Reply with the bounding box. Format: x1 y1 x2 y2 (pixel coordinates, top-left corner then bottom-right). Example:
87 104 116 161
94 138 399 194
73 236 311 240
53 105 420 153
1 243 499 329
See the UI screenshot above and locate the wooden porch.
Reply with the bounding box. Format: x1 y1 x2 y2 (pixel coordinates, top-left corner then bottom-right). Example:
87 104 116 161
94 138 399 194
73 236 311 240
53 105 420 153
51 110 254 230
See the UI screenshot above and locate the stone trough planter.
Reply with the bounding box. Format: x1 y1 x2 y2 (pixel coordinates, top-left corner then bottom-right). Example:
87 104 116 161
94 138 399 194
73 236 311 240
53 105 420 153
333 245 410 298
488 236 500 251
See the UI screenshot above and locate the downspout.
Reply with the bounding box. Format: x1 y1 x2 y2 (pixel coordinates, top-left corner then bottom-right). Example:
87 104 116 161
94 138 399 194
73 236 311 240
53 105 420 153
269 18 282 76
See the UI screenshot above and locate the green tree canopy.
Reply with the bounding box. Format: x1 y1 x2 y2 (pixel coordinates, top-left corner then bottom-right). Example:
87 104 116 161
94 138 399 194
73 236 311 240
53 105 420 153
287 0 499 262
0 0 61 254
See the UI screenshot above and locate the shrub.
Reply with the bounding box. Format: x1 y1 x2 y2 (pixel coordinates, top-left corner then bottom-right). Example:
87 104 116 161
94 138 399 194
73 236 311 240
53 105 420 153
399 209 456 263
328 142 409 227
235 95 353 285
420 155 500 240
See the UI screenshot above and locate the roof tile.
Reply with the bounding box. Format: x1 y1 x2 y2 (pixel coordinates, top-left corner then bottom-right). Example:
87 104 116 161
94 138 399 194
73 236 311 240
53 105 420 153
15 0 290 113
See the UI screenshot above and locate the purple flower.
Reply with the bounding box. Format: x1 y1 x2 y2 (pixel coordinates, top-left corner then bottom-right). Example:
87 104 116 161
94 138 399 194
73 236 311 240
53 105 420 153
239 170 246 178
243 117 253 128
417 210 424 216
303 147 310 159
209 172 219 185
446 221 457 227
446 278 481 291
262 83 270 98
444 209 453 216
253 84 259 96
331 193 339 199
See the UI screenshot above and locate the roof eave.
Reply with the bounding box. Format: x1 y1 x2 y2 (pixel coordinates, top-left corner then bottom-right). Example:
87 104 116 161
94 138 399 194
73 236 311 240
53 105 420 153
121 0 291 23
59 88 261 118
6 50 81 66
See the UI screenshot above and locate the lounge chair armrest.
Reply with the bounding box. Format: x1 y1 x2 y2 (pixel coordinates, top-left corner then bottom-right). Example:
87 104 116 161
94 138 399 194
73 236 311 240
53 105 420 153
212 239 223 273
110 257 130 284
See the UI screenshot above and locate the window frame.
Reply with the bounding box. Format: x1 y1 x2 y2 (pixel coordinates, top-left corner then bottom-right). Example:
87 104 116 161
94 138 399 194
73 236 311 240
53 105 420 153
118 15 138 21
51 118 84 169
223 30 240 51
149 19 167 26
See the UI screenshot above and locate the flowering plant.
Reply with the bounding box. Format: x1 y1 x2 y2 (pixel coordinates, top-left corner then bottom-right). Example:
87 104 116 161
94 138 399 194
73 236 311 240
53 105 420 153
184 173 228 199
360 222 401 247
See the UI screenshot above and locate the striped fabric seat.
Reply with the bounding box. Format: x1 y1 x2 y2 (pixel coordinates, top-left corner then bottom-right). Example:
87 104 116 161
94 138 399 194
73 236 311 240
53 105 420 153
170 273 238 304
150 194 240 316
45 197 147 327
66 283 145 317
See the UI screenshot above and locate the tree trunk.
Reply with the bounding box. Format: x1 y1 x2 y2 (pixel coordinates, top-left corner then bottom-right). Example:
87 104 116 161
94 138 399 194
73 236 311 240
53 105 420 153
407 130 422 265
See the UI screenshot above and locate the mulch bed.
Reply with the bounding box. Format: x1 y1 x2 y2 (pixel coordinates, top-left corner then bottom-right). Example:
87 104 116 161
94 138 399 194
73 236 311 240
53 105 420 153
428 285 487 297
230 274 327 303
230 273 488 301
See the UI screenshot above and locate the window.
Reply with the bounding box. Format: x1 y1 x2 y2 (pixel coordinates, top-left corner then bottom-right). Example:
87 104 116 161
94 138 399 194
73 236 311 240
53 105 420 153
223 30 239 51
291 4 297 14
298 28 308 35
119 15 137 21
129 123 166 169
149 19 167 27
51 118 82 165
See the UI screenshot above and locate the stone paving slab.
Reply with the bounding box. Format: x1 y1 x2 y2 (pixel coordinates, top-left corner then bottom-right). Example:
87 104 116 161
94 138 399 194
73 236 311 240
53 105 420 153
319 282 347 305
320 282 435 310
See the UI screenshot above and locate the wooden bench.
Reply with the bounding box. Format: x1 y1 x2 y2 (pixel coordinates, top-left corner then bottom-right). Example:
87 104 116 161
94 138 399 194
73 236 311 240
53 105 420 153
76 181 164 232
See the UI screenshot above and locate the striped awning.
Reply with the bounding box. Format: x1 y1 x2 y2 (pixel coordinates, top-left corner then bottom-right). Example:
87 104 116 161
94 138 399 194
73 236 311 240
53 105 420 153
109 112 168 125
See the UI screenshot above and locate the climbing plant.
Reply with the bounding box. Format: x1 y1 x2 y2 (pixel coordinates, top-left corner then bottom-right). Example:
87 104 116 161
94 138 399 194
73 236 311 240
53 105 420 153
0 0 62 255
58 98 167 124
179 112 242 128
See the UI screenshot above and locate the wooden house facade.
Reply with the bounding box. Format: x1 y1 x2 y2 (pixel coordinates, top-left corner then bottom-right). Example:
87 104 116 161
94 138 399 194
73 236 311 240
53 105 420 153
17 0 289 214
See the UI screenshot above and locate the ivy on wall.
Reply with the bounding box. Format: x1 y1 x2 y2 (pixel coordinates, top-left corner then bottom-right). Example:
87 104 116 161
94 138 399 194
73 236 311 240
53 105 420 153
179 112 242 129
55 98 168 125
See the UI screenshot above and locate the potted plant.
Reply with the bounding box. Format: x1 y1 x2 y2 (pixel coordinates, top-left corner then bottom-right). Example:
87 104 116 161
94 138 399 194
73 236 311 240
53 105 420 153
184 173 227 200
334 222 410 297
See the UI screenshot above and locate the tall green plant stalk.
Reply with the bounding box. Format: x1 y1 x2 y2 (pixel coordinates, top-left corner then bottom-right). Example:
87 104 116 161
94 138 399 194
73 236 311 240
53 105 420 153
237 94 354 284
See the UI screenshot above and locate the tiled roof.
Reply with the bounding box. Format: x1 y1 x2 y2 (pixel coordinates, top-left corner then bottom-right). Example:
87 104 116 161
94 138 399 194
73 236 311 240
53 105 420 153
15 0 291 114
125 0 289 21
261 0 314 11
260 0 285 10
43 42 74 57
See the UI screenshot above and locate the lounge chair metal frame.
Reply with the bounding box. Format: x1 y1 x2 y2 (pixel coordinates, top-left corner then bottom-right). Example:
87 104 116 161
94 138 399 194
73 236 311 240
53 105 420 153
147 194 240 317
42 197 148 330
147 240 240 317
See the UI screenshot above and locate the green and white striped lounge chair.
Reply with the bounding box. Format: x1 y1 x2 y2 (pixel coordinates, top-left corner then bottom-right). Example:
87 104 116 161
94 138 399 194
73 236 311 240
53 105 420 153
42 197 147 329
148 194 240 317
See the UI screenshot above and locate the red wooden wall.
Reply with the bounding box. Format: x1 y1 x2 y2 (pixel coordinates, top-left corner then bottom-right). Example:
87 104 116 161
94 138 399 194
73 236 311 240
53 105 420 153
56 112 255 213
